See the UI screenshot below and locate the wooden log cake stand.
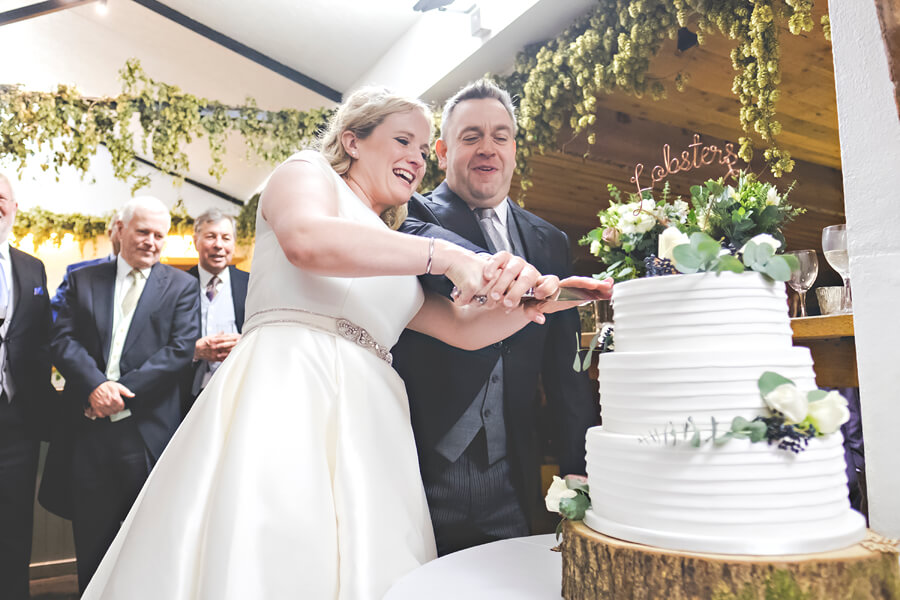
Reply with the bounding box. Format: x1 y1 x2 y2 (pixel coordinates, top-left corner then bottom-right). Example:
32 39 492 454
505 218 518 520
561 520 900 599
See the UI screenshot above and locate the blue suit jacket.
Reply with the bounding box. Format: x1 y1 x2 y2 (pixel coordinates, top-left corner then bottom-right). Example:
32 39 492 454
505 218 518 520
393 182 596 518
50 260 200 459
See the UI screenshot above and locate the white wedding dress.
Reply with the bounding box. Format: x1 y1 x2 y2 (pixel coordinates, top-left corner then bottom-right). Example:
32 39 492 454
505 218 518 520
83 151 437 599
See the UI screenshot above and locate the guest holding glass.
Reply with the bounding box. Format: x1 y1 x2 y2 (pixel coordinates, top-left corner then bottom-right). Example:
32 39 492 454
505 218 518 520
185 208 248 412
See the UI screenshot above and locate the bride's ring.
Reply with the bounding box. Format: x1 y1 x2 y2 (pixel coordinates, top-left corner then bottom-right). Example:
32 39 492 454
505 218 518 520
475 295 488 305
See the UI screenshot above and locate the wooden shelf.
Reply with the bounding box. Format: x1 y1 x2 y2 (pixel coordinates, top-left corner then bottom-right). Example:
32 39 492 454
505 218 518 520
791 314 857 388
791 314 854 340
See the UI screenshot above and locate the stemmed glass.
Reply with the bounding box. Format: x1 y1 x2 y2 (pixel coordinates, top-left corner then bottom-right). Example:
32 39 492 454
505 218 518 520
822 225 851 313
785 250 818 317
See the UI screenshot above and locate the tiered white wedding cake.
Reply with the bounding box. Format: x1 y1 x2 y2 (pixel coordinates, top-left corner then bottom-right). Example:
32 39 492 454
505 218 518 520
583 271 867 555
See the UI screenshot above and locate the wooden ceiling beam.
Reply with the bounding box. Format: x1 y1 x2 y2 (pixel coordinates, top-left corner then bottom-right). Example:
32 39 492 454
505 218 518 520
0 0 97 26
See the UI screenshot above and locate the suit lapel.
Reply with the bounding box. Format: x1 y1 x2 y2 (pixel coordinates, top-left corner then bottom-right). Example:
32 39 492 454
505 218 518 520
427 182 490 250
94 261 117 367
509 204 551 272
229 265 247 331
6 249 27 338
121 262 166 357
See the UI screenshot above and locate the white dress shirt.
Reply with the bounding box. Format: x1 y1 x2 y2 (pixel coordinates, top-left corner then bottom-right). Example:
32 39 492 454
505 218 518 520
194 265 236 393
0 243 15 402
105 256 151 420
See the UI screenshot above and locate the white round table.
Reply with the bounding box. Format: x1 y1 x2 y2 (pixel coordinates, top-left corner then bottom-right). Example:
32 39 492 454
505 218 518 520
385 534 562 600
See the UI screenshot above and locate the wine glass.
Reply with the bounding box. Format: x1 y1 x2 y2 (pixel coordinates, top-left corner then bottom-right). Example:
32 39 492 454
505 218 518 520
785 250 818 317
822 224 851 313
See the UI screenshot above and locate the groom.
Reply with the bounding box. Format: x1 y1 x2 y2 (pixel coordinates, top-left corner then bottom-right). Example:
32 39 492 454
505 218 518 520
393 80 596 555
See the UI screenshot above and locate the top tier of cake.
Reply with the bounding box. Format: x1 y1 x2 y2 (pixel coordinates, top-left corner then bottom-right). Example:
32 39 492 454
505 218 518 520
611 271 792 353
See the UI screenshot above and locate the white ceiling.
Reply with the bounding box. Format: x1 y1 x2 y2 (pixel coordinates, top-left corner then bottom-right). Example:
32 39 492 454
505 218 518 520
0 0 595 207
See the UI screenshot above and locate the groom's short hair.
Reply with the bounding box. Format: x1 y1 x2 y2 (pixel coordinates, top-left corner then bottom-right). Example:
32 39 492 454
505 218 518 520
440 79 517 139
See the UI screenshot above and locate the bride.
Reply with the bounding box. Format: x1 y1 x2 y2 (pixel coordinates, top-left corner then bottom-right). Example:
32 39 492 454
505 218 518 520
81 87 610 599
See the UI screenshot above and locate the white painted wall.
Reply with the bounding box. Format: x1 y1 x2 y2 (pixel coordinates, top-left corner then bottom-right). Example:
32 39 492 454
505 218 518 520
830 0 900 536
5 144 243 294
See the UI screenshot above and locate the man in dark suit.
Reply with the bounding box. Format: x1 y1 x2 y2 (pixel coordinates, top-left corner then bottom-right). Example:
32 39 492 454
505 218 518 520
50 212 121 321
393 80 596 555
0 174 54 599
51 196 200 592
185 208 248 411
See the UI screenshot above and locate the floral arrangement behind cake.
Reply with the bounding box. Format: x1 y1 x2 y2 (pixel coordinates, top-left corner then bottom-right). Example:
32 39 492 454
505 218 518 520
580 172 804 282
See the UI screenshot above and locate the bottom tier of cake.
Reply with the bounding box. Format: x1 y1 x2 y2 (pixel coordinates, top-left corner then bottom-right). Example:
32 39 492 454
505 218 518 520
585 427 867 555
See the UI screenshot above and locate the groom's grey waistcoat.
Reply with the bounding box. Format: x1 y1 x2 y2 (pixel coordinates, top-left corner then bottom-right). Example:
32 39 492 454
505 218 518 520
434 206 527 465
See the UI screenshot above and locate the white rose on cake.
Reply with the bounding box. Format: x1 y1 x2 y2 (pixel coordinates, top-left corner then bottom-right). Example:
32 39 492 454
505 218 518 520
807 390 850 434
763 383 808 424
545 475 576 513
740 233 782 254
658 227 690 261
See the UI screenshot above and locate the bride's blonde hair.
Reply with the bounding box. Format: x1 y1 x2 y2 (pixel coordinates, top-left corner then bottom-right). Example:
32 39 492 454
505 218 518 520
319 87 433 229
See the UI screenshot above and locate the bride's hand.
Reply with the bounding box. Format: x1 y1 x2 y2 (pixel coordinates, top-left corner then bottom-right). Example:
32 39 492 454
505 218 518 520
441 246 501 306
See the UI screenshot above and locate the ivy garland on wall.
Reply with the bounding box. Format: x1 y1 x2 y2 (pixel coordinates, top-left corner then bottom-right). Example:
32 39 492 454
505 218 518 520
1 1 829 244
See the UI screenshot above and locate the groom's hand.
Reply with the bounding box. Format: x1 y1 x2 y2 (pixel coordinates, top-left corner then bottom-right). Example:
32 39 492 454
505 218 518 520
482 251 542 310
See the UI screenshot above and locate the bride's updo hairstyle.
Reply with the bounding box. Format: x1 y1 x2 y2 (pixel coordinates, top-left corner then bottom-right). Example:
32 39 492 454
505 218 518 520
319 87 432 229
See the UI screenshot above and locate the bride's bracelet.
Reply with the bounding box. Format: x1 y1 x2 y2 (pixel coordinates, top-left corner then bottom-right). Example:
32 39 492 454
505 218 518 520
425 237 435 275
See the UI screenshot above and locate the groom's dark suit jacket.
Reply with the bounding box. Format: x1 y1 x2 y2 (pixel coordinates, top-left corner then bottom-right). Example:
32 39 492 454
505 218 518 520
41 260 200 518
393 182 596 519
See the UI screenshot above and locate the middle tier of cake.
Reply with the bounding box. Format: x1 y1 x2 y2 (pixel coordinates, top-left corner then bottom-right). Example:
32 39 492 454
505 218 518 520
597 348 816 434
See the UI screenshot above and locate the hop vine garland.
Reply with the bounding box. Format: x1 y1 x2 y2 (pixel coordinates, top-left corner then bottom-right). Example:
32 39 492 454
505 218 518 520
500 0 827 183
13 197 261 248
0 59 333 192
1 1 829 242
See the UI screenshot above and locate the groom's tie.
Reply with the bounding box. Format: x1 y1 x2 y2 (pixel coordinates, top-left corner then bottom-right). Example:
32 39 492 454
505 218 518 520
474 208 512 254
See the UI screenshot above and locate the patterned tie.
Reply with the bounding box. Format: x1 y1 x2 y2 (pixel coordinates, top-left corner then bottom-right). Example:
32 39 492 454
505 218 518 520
121 269 143 316
474 208 512 253
206 275 219 302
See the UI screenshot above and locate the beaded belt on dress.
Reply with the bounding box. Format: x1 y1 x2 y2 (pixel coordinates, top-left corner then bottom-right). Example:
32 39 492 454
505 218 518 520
243 308 393 365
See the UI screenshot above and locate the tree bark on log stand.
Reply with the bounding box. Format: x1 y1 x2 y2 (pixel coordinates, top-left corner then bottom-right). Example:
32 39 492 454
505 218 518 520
561 520 900 599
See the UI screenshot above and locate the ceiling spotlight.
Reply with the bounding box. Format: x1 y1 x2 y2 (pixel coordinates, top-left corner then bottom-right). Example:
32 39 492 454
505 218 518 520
413 0 456 12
